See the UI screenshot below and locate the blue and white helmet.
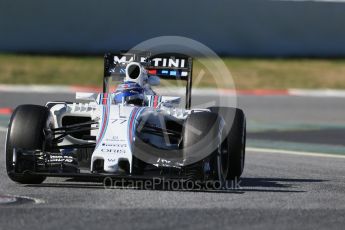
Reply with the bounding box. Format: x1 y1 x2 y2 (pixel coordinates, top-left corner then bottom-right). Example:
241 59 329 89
114 81 145 105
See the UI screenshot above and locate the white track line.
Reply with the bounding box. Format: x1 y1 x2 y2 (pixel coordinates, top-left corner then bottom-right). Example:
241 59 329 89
0 84 72 93
2 84 345 97
247 147 345 159
288 89 345 98
0 127 7 132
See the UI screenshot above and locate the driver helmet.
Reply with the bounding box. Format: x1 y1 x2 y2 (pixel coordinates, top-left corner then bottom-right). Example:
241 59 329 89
114 81 144 105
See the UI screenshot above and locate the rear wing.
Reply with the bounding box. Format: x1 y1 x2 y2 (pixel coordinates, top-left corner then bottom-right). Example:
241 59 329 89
103 51 193 109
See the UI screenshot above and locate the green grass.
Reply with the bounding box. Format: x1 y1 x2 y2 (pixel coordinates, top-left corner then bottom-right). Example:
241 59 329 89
1 53 345 89
225 58 345 89
0 54 103 87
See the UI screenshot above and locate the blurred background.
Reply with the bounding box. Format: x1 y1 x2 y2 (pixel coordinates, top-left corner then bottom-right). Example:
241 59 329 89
0 0 345 89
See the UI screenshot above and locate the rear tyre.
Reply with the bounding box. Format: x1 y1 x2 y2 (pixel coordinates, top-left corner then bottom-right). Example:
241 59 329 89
5 105 50 184
208 107 246 180
182 112 228 187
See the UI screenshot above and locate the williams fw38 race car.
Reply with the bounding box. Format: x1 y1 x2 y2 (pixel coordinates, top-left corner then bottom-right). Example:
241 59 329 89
5 51 246 188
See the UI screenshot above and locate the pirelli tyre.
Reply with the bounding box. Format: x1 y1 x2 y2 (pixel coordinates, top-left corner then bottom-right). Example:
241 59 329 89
208 107 246 180
182 112 229 187
5 105 51 184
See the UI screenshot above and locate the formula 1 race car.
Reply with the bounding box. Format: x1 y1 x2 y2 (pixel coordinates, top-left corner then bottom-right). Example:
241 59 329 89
5 51 246 187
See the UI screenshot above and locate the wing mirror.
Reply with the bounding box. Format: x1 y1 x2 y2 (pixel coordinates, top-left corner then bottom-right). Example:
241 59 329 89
147 75 160 86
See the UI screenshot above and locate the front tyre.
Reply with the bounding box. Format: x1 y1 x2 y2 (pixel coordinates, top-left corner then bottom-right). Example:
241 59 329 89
182 112 229 187
208 107 246 180
5 105 51 184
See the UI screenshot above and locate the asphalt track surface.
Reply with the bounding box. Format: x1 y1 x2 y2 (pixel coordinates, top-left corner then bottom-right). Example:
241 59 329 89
0 92 345 229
